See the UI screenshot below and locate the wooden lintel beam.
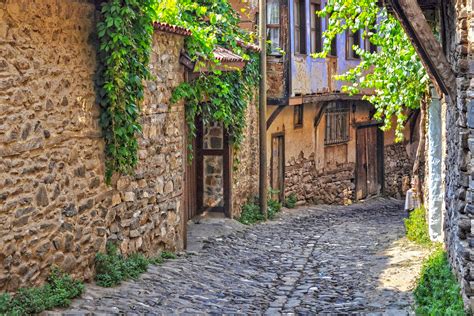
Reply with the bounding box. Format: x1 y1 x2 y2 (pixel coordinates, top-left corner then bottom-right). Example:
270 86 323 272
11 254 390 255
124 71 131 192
388 0 456 100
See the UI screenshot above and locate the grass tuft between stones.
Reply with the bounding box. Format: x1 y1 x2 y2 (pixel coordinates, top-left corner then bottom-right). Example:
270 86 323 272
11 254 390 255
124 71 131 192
414 247 466 315
0 267 84 315
94 244 177 287
404 206 431 245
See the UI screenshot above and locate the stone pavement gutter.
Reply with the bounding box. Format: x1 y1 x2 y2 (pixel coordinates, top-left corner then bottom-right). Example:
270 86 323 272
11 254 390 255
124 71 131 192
52 198 430 315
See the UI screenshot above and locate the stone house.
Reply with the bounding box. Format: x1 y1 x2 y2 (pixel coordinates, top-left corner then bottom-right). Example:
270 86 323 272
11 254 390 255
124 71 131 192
263 0 418 205
0 0 258 292
386 0 474 309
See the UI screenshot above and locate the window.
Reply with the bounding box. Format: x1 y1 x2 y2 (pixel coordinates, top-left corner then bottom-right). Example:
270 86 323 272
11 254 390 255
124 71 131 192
294 0 306 54
267 0 281 54
330 36 337 56
365 35 377 53
294 104 304 128
346 29 361 59
310 1 322 53
326 17 337 56
325 103 350 145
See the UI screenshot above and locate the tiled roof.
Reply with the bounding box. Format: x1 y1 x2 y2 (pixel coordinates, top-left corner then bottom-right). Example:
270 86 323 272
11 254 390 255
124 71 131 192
236 39 261 52
213 46 245 62
154 22 192 36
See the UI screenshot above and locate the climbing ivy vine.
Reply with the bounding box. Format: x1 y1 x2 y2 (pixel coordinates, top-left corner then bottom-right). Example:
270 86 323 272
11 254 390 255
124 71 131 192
158 0 260 154
96 0 156 182
314 0 430 140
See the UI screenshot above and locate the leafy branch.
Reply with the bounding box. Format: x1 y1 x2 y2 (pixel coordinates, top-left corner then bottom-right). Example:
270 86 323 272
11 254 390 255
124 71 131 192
96 0 156 182
313 0 430 140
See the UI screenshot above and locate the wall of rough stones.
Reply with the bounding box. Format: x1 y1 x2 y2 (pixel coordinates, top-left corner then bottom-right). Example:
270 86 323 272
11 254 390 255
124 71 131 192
231 100 259 218
441 0 474 307
384 142 413 199
285 152 355 205
0 0 186 291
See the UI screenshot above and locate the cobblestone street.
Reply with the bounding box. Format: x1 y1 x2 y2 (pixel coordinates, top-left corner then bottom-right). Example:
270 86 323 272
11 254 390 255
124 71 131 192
62 199 429 315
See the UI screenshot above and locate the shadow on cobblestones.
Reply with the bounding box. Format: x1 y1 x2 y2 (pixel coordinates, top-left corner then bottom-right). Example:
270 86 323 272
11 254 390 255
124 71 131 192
58 198 429 315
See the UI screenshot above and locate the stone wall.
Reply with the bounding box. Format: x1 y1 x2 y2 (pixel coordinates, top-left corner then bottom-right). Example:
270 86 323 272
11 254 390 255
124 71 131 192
231 100 259 218
0 0 186 291
384 142 413 199
441 0 474 308
284 152 355 205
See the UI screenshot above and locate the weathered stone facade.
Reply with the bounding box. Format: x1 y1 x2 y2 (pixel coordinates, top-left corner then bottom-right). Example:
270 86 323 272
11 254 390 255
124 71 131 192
285 152 355 205
384 142 413 199
441 0 474 307
231 100 259 218
0 0 186 291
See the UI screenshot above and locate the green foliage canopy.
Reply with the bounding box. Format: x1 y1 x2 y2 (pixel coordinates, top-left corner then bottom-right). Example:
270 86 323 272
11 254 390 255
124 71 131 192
157 0 260 152
314 0 430 140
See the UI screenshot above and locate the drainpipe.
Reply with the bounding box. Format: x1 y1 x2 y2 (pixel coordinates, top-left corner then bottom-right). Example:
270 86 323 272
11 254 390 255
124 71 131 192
259 0 268 219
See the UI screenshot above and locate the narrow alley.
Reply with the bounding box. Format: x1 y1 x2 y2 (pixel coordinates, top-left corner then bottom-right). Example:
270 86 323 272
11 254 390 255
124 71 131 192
62 199 429 315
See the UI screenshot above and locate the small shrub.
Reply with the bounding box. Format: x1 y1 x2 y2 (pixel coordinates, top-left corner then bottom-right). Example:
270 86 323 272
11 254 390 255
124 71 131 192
238 193 283 225
160 251 177 260
95 244 177 287
404 206 431 245
414 248 465 315
267 198 282 220
285 193 297 208
0 267 84 315
238 199 263 225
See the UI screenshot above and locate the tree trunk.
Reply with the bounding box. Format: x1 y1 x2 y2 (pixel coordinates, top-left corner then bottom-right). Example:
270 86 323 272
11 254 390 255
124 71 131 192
412 94 428 206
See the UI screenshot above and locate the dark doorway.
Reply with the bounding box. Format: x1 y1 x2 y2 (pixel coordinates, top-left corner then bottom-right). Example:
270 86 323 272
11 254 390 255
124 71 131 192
194 119 232 217
356 125 383 200
271 133 285 202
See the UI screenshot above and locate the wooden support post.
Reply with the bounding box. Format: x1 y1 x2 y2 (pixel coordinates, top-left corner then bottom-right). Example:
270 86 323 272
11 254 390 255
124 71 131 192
259 0 268 219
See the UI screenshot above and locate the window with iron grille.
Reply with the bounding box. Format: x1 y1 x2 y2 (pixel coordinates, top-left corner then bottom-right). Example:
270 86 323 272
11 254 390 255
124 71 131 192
325 103 350 145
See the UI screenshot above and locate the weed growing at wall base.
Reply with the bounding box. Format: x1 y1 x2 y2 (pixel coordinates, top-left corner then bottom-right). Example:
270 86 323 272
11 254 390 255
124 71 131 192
95 244 177 287
285 193 297 209
414 248 466 315
404 206 431 245
0 268 84 315
238 194 282 225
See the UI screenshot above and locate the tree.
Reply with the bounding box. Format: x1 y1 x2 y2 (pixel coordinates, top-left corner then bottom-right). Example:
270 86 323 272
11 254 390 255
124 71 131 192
315 0 430 201
314 0 430 141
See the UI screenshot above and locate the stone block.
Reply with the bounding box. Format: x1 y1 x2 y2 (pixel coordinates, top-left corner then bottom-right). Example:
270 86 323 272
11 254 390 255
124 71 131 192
123 192 135 202
467 100 474 128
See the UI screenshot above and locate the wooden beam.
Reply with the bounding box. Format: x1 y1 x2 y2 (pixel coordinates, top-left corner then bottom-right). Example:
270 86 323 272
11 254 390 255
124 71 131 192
266 105 286 130
313 103 329 127
304 93 366 104
387 0 456 100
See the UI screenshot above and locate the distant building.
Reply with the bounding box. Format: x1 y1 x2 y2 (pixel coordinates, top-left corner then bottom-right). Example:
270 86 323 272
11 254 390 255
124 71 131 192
264 0 418 205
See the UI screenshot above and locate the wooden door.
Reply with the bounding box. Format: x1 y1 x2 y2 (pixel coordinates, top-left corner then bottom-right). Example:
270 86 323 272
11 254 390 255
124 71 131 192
271 133 285 202
356 125 383 200
184 136 197 222
196 119 231 216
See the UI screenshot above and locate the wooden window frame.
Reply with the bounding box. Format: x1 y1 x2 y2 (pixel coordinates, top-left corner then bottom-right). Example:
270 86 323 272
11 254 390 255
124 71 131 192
294 104 304 128
310 1 322 54
346 29 361 60
325 103 350 145
325 17 337 57
267 0 281 55
364 29 377 53
294 0 307 55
